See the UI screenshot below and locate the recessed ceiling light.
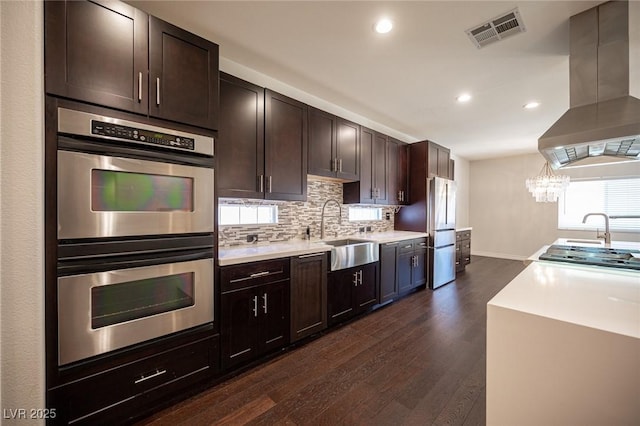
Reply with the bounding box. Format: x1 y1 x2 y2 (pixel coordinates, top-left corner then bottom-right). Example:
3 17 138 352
524 101 540 109
374 18 393 34
457 93 472 103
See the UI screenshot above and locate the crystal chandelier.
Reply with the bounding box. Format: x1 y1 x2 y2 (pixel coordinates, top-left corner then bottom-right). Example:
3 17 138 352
525 161 570 202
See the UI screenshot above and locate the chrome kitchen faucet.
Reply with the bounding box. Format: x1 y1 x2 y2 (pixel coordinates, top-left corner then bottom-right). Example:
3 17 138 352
582 213 611 244
321 199 342 239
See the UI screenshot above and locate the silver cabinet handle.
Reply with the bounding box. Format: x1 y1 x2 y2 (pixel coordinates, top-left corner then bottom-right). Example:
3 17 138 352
138 72 143 102
338 158 343 172
298 253 323 259
252 295 258 317
156 77 160 105
353 271 359 286
268 176 272 193
249 271 270 278
332 158 337 172
263 293 268 314
259 175 264 192
134 369 166 384
358 270 363 285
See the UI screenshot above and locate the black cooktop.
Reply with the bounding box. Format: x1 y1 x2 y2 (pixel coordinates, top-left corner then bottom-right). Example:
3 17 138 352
539 244 640 271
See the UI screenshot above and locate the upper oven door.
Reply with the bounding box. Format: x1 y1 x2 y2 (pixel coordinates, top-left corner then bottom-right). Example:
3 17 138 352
58 150 214 239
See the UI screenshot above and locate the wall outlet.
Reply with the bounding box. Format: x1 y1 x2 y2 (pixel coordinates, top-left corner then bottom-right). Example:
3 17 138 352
246 234 258 243
359 227 365 233
385 212 391 220
366 226 372 232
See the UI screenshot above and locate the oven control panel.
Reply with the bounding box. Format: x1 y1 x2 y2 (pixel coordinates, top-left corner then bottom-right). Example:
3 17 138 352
91 120 195 151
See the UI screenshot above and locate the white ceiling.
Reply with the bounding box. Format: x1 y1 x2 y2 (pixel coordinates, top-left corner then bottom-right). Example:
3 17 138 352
129 0 604 161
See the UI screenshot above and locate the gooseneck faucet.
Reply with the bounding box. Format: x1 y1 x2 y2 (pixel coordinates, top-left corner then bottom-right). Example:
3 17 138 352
582 213 611 244
321 199 342 239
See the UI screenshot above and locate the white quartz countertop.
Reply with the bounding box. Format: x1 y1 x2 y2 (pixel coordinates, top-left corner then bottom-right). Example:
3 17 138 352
219 241 332 266
218 231 428 265
456 227 473 232
488 261 640 339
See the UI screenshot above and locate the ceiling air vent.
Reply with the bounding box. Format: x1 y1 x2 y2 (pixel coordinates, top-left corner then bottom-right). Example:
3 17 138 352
465 8 526 49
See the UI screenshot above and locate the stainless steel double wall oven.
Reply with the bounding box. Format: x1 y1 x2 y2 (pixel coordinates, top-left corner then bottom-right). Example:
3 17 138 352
55 106 215 366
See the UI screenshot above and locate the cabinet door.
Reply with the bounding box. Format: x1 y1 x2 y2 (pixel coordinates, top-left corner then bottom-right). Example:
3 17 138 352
373 132 389 204
397 142 409 204
437 147 451 179
290 253 327 342
412 248 428 287
380 243 398 303
358 127 375 204
387 140 400 205
218 73 264 199
265 90 308 201
259 281 290 353
354 263 378 313
336 118 360 181
221 288 258 370
397 242 415 293
45 0 148 115
149 16 219 130
328 269 355 326
308 107 337 178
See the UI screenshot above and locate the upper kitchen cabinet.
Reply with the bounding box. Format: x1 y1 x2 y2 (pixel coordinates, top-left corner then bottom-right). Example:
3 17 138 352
45 1 149 115
218 73 265 199
218 78 307 201
45 0 219 130
264 90 308 201
307 107 359 181
388 137 409 205
343 127 388 204
428 141 452 179
148 16 219 130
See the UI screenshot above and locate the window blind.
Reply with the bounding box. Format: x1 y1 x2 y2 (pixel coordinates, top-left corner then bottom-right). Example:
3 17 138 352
558 177 640 232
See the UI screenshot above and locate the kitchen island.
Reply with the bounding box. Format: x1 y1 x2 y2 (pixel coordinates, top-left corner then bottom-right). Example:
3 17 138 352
487 250 640 424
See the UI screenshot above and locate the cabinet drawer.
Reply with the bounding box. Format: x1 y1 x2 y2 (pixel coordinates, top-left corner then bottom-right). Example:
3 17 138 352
460 241 471 251
399 238 427 254
456 231 471 241
50 335 218 424
221 258 290 292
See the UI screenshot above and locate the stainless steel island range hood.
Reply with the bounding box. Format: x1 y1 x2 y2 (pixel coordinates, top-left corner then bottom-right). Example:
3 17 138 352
539 0 640 169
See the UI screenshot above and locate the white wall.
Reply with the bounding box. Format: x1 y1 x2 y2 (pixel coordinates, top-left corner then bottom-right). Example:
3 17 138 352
0 0 46 422
470 153 640 260
451 153 470 228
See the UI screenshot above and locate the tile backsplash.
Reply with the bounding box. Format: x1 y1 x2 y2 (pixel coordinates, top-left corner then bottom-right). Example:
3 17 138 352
218 176 398 247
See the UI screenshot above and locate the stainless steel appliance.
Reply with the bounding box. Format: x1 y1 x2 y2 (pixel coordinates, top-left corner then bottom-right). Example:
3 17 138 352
57 108 214 239
55 106 216 366
428 177 457 288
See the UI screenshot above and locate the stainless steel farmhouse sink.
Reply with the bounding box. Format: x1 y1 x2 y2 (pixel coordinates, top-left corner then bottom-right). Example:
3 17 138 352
322 239 379 271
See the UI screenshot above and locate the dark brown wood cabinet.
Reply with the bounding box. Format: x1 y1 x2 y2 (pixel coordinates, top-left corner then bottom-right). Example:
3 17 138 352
148 16 219 130
388 138 409 205
48 328 218 424
428 141 452 179
290 252 328 342
327 262 378 326
307 107 359 181
379 242 399 303
456 230 471 273
265 90 308 201
45 0 219 130
397 238 427 294
218 73 264 199
218 75 307 201
343 127 388 204
220 259 290 370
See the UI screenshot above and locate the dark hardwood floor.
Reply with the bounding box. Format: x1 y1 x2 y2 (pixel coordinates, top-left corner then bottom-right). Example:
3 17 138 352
138 256 526 426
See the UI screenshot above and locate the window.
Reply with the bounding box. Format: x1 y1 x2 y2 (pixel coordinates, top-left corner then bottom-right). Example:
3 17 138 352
348 206 382 221
219 204 278 226
558 177 640 232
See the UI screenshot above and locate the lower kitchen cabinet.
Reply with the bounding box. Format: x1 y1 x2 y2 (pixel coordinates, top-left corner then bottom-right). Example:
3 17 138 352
220 259 290 370
48 331 219 425
290 252 328 342
397 238 427 294
379 242 399 303
456 230 472 273
328 263 378 326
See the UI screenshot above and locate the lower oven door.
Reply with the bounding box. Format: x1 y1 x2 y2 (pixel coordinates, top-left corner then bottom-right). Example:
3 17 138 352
57 257 214 366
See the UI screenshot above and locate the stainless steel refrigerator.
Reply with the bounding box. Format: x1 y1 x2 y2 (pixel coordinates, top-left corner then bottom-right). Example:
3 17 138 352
428 177 456 289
